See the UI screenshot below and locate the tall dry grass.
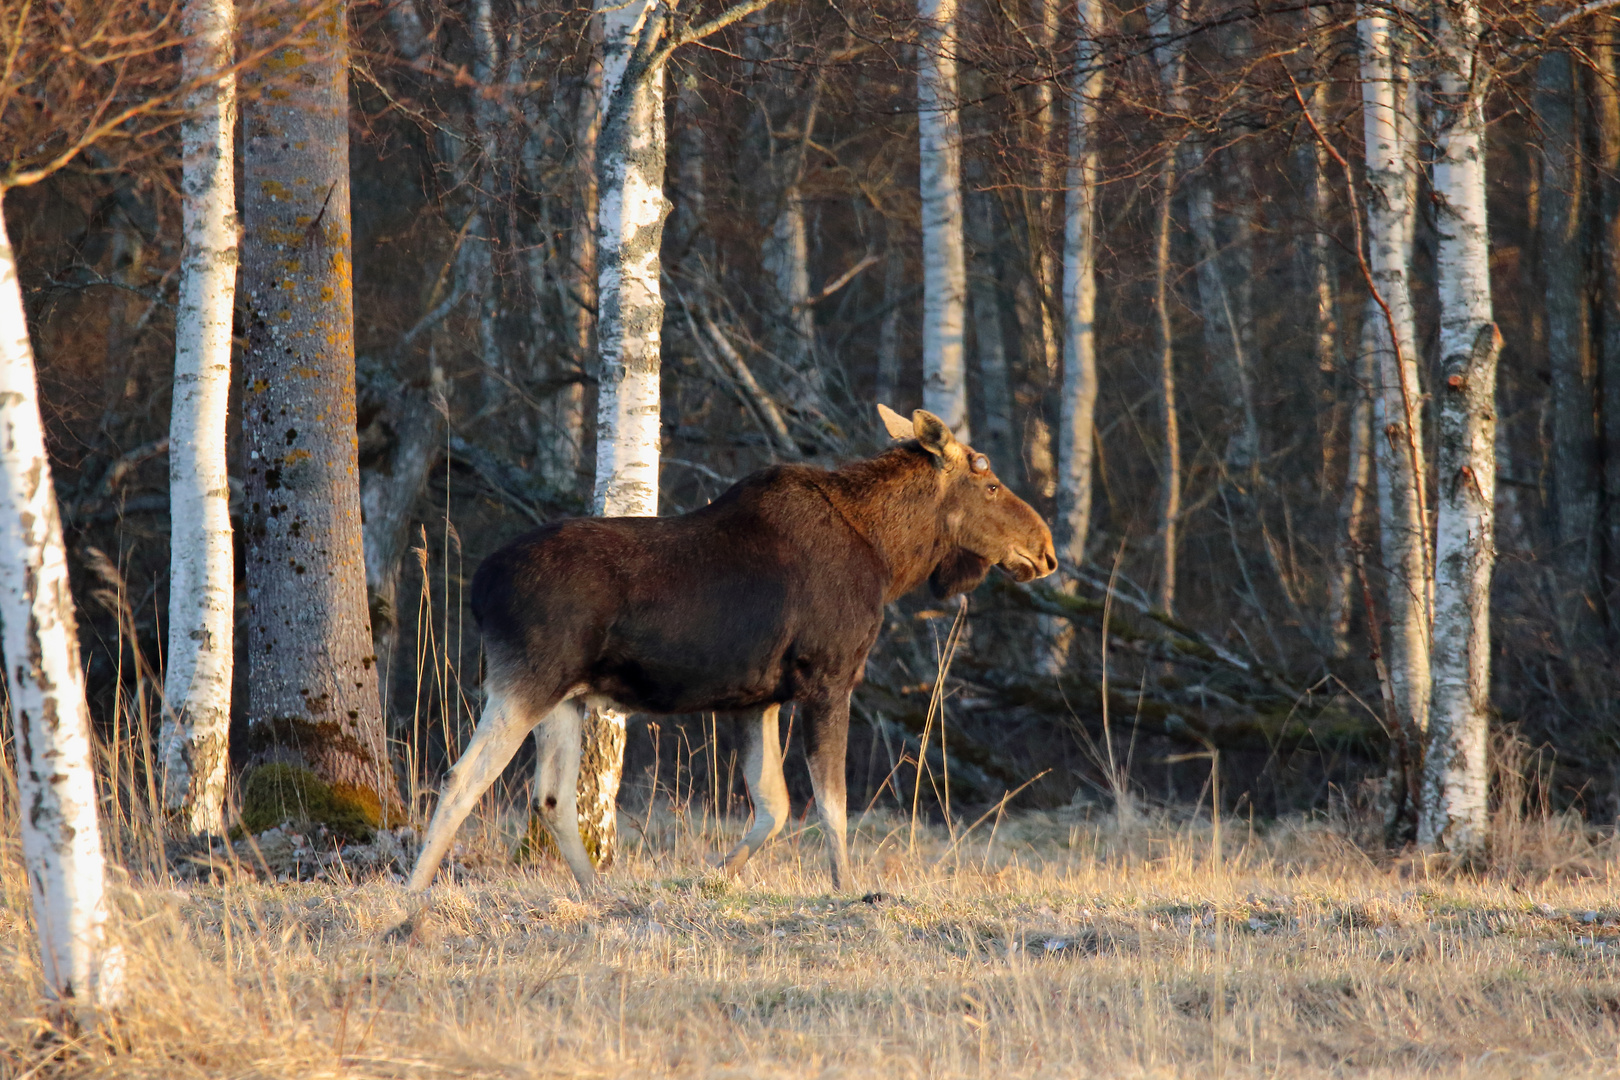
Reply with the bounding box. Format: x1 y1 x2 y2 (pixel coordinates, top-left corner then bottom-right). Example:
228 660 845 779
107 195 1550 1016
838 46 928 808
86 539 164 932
4 534 1619 1077
4 781 1620 1078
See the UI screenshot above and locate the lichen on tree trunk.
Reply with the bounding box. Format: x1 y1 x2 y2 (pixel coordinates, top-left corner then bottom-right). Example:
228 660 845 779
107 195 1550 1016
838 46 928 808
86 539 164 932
238 0 402 831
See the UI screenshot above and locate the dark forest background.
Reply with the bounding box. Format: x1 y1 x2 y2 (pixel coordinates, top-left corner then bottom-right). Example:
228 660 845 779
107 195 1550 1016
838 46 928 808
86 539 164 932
10 0 1619 832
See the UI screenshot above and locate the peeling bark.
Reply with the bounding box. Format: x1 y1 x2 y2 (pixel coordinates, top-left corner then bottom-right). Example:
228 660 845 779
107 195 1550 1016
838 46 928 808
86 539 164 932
1360 7 1430 756
918 0 969 436
161 0 237 836
1420 0 1497 857
0 194 123 1010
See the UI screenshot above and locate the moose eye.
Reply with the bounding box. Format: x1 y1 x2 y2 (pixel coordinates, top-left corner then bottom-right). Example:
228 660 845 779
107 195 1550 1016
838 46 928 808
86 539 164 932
986 484 999 494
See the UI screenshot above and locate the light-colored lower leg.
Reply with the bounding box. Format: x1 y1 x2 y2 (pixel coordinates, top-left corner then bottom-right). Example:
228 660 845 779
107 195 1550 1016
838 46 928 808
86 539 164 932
720 705 790 874
807 751 851 891
531 699 597 889
406 687 539 894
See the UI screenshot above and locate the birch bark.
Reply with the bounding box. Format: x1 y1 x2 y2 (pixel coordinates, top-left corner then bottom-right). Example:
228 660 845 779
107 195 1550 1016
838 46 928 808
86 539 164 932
583 0 671 866
161 0 237 835
917 0 969 436
1056 0 1104 571
0 196 123 1009
1420 0 1497 858
1360 8 1430 746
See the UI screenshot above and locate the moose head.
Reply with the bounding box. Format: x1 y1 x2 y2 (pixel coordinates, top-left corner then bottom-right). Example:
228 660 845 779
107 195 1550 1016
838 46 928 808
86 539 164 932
877 404 1058 598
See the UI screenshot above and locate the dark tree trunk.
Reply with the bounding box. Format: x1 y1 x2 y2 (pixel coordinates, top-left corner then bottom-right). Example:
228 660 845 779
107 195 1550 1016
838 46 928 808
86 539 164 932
1536 48 1600 627
1593 28 1620 619
240 0 404 828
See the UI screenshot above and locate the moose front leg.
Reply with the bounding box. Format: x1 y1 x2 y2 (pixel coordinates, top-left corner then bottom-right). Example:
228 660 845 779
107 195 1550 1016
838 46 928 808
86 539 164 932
720 704 791 875
803 692 853 891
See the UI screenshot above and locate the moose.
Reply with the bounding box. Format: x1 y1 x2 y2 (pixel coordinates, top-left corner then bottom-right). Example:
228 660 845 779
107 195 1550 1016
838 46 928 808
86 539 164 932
401 405 1056 898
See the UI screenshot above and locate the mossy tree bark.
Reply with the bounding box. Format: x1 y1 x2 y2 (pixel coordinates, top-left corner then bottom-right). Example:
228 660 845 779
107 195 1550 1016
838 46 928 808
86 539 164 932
239 0 402 831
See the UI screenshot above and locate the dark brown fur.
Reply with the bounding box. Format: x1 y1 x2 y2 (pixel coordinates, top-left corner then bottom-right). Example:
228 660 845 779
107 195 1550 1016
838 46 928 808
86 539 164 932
405 409 1054 894
473 430 1053 719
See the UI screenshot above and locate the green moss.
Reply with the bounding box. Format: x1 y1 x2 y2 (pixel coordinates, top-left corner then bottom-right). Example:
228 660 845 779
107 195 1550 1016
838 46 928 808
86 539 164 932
238 763 376 839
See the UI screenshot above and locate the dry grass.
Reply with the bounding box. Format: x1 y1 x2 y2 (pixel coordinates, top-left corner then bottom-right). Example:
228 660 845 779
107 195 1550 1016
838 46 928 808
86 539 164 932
4 800 1620 1079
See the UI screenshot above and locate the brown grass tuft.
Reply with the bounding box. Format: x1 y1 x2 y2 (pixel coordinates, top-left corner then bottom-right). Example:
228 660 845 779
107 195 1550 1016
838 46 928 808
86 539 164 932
3 801 1620 1078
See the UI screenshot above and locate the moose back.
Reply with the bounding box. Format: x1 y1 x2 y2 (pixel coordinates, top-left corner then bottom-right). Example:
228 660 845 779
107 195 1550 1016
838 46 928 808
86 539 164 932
401 406 1056 897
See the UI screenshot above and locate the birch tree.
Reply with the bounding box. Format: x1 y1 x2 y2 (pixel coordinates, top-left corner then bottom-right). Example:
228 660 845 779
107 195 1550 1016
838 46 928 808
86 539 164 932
917 0 969 436
1056 0 1104 571
577 0 780 867
0 195 124 1012
1360 7 1430 769
1419 0 1498 858
239 0 403 828
160 0 237 836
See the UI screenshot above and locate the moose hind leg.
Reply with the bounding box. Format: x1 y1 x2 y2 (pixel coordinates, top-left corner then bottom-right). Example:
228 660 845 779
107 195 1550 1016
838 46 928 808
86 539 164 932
531 698 596 889
406 684 550 894
804 693 853 891
720 704 790 875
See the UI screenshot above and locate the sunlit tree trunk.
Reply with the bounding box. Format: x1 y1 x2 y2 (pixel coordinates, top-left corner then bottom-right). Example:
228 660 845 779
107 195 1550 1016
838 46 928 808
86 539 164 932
1305 4 1357 655
1016 0 1064 493
1150 0 1184 615
161 0 237 836
583 0 671 867
0 196 123 1011
1057 0 1103 571
240 0 403 827
918 0 968 436
1360 7 1430 753
1420 0 1498 858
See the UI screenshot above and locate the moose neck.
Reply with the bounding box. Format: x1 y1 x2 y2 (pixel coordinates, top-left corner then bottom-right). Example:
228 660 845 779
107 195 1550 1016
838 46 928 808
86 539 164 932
817 449 949 602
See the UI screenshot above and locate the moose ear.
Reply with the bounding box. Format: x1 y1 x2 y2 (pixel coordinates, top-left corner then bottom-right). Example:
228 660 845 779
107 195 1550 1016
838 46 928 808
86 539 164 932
911 409 956 460
877 403 914 441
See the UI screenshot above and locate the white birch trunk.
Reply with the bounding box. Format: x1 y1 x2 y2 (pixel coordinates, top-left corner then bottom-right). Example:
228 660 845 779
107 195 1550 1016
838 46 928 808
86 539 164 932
1057 0 1104 569
161 0 237 835
594 0 665 519
917 0 969 437
1419 0 1496 857
585 0 668 865
1360 8 1430 742
0 196 124 1010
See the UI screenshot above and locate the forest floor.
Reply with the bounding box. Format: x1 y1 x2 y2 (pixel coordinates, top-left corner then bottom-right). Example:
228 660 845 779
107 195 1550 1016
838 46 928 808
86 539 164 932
4 804 1620 1079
